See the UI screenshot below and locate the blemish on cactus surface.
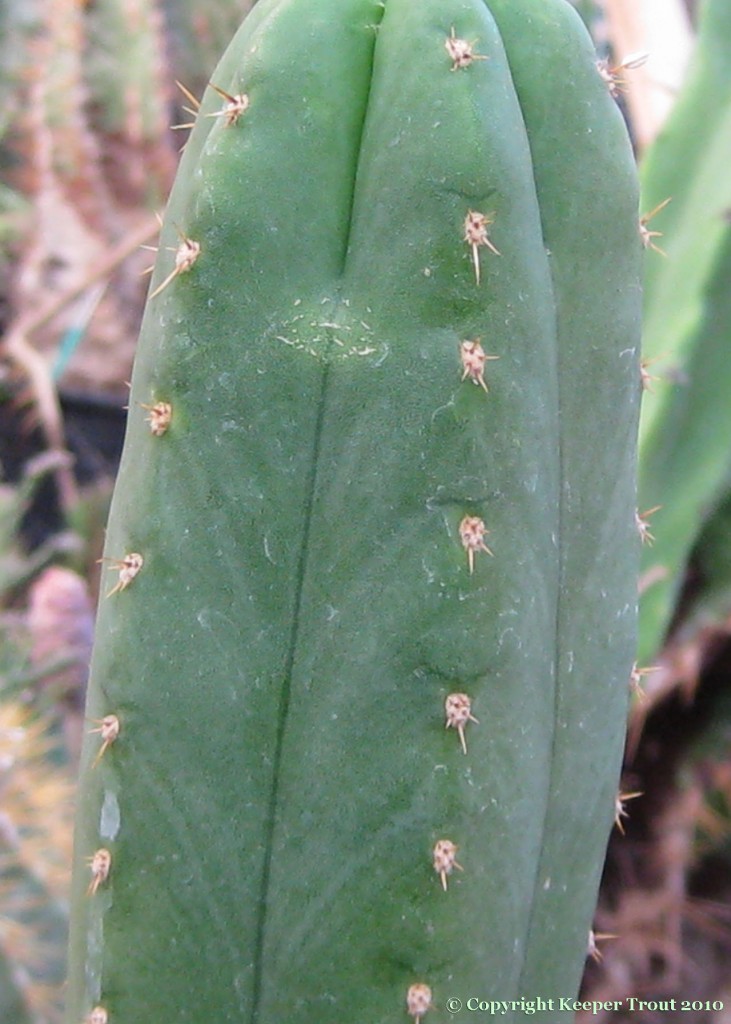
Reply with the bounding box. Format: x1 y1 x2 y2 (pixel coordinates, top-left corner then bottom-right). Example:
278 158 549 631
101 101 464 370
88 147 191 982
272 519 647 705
596 52 649 99
407 983 432 1022
458 515 493 574
460 339 498 392
640 197 671 255
85 1009 108 1024
445 692 479 755
463 210 500 285
207 82 250 126
103 552 144 597
445 27 488 71
587 929 617 962
87 848 112 895
635 506 660 545
146 232 201 300
433 839 463 890
142 400 173 436
614 790 642 834
89 714 120 767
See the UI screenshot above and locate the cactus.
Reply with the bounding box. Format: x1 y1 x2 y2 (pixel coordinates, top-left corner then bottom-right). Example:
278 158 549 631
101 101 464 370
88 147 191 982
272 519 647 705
65 1 641 1021
0 700 74 1024
685 488 731 637
83 0 176 204
637 0 731 666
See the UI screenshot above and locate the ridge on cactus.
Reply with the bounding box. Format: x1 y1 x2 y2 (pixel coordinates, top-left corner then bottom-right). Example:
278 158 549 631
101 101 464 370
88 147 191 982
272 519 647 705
65 1 642 1022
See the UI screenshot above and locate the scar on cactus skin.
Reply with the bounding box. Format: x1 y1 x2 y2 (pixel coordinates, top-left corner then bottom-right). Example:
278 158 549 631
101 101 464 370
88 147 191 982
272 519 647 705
596 52 649 99
458 515 493 573
433 839 463 891
460 339 499 392
614 789 642 834
101 552 144 597
87 848 112 895
463 210 500 285
407 983 433 1022
141 400 173 436
635 506 660 545
85 1008 108 1024
445 27 488 71
445 692 479 754
142 229 201 300
89 714 120 767
640 197 672 255
207 83 250 126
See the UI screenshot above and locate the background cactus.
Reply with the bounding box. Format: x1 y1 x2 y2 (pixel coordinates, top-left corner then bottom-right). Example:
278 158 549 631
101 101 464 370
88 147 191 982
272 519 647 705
575 4 731 1011
637 0 731 669
82 0 173 207
0 701 75 1024
62 0 643 1020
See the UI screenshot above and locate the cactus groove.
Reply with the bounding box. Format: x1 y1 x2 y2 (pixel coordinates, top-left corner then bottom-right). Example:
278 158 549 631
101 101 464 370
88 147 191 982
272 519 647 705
65 1 641 1021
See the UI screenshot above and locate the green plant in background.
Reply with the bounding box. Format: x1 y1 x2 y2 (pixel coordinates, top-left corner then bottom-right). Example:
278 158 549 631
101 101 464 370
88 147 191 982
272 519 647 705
637 0 731 668
64 0 642 1020
0 454 81 601
0 701 75 1024
83 0 180 209
0 0 32 271
0 456 87 1023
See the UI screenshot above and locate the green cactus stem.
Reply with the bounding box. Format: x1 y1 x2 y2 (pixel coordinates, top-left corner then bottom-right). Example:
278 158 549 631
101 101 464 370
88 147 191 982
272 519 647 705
637 0 731 666
65 1 642 1021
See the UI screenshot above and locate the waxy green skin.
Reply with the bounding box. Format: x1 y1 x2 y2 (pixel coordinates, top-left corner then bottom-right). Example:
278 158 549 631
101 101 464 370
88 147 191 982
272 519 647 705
66 1 641 1021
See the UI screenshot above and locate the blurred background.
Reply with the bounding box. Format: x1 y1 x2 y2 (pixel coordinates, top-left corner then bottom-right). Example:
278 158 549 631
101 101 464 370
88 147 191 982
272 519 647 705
1 0 730 1021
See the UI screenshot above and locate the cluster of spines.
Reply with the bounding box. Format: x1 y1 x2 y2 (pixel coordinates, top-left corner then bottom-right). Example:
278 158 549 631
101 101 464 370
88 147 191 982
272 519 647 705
403 25 497 1022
